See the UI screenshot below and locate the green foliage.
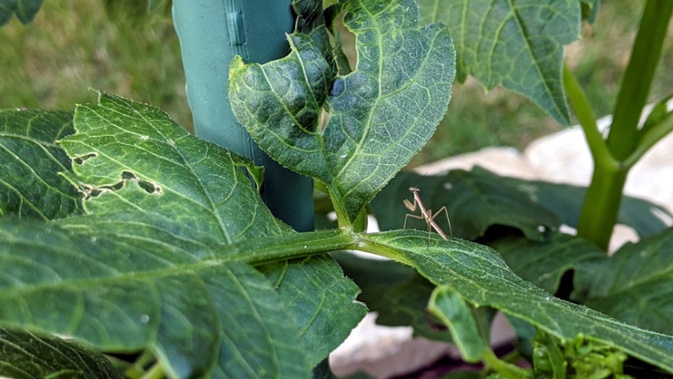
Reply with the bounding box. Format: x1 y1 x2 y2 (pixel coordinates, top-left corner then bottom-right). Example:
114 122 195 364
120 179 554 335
1 0 673 378
229 0 455 224
0 110 82 219
0 327 121 379
0 95 365 378
418 0 579 125
370 170 561 241
534 332 633 379
428 287 486 362
573 229 673 335
494 233 606 294
359 232 673 374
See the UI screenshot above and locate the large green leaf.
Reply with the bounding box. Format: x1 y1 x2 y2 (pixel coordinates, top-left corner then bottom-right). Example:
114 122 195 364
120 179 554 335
0 217 314 378
0 110 82 219
370 170 560 241
493 233 606 294
360 230 673 374
573 228 673 335
59 92 289 245
0 327 121 379
418 0 579 124
0 93 365 378
258 255 367 367
229 0 456 222
0 0 43 25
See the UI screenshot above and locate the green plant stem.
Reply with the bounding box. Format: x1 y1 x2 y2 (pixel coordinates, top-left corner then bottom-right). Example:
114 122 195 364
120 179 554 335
140 362 165 379
233 229 358 265
625 112 673 168
482 348 532 379
563 63 611 167
577 164 628 249
606 0 673 159
576 0 673 249
125 351 156 378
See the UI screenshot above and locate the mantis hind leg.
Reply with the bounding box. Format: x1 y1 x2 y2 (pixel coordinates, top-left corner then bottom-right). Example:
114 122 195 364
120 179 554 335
432 206 452 237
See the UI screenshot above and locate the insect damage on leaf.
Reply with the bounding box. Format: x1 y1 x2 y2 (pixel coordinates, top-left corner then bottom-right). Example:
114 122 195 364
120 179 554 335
76 170 162 200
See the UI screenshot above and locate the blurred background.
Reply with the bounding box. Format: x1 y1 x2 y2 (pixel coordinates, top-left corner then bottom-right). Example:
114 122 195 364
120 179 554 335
1 0 672 166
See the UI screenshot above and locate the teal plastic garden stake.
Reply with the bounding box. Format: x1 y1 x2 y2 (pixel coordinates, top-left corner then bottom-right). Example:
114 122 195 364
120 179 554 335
172 0 315 232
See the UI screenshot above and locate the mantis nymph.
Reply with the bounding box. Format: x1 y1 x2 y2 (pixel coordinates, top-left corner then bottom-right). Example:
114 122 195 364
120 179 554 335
403 186 452 240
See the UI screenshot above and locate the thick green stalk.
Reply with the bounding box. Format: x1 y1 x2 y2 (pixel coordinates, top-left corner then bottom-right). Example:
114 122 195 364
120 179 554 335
172 0 315 232
577 164 627 250
564 63 622 249
605 0 673 159
575 0 673 249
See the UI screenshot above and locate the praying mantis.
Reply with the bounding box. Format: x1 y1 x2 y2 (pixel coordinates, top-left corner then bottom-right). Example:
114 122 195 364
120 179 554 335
403 186 452 240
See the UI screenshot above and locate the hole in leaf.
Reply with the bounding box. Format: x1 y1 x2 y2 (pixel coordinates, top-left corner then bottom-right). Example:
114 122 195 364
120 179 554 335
80 170 162 200
121 171 136 180
138 179 161 194
73 152 98 165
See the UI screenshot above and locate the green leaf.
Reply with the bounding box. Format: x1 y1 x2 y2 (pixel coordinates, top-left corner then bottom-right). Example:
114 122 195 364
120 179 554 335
532 329 567 379
418 0 579 124
428 287 486 362
59 92 289 244
574 228 673 335
360 230 673 374
258 255 367 367
533 331 633 378
499 171 672 238
229 0 456 222
0 327 121 379
0 110 83 220
493 233 605 294
0 0 43 25
370 170 560 241
0 93 365 378
1 215 318 378
334 252 454 341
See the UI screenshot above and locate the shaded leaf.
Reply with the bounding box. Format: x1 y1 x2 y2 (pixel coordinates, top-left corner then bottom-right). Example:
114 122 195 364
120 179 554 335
361 230 673 374
574 228 673 335
498 170 672 238
418 0 579 124
334 252 454 342
0 327 121 379
0 110 82 219
493 233 605 294
0 0 43 25
229 0 456 222
370 170 560 241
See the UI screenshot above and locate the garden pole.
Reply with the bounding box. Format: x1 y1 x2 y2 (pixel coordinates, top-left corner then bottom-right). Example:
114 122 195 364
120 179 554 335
172 0 314 232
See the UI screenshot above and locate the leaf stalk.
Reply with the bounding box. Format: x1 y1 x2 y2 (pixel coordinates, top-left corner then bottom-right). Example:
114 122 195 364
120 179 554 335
574 0 673 250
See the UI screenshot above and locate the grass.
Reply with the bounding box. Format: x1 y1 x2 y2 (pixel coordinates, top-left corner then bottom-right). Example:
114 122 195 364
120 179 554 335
1 1 671 165
0 0 192 131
